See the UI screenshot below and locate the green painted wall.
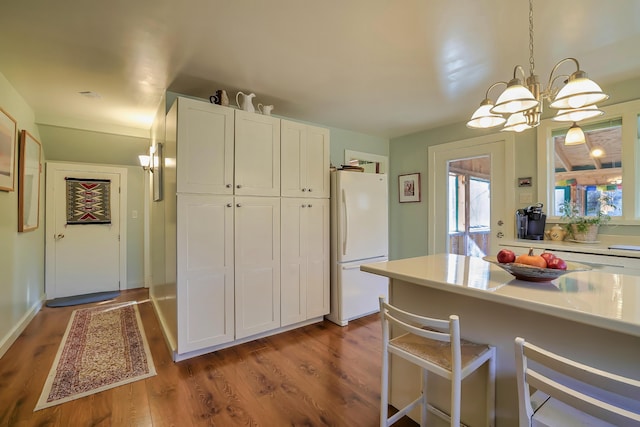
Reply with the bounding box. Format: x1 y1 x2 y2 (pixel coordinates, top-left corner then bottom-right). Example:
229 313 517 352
0 72 45 354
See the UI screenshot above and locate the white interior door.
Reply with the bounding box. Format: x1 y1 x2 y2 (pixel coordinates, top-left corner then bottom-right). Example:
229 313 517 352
45 162 127 299
428 135 515 256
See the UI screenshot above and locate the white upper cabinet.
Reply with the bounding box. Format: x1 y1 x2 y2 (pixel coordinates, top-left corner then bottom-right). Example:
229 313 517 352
234 110 281 197
174 97 234 194
281 120 330 198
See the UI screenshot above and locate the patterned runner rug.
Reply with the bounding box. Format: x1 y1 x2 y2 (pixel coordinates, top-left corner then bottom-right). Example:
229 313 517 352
34 302 156 411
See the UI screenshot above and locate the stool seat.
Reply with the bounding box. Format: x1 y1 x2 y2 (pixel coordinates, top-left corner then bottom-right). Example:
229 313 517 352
379 297 496 427
391 332 492 373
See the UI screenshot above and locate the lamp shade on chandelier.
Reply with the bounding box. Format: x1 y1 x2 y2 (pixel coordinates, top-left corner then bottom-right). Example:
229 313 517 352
467 0 608 137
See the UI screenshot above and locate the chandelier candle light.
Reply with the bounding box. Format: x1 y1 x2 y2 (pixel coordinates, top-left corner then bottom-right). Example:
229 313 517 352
467 0 608 144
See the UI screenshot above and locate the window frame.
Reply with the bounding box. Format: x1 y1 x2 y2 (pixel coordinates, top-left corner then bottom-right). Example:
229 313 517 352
537 99 640 225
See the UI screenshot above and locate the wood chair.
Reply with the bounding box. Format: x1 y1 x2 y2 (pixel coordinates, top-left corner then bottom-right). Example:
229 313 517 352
379 297 496 427
514 337 640 426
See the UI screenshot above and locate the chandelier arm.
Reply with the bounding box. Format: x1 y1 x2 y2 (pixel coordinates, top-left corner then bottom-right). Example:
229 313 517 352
541 74 570 100
485 81 508 99
513 65 527 80
545 57 580 89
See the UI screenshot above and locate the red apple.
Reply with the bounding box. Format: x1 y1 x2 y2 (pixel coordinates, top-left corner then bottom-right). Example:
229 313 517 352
547 257 567 270
497 249 516 264
540 252 556 266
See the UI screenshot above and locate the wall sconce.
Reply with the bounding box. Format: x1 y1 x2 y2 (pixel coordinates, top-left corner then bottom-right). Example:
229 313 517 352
138 154 152 172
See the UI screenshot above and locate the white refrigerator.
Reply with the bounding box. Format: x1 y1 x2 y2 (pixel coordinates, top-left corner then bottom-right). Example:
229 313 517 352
327 171 389 326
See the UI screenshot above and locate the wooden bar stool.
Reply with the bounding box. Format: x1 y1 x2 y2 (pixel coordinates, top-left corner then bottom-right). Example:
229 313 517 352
514 337 640 426
379 297 496 427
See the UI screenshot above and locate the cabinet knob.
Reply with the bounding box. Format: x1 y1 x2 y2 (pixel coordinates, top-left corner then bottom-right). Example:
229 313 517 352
236 184 242 189
308 204 313 208
226 203 232 208
497 219 504 226
301 204 307 208
496 231 504 238
226 184 232 188
236 203 242 207
308 188 313 192
302 188 307 192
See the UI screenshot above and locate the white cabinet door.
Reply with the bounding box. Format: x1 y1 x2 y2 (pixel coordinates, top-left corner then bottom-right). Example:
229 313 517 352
234 110 280 197
281 198 329 326
177 194 234 354
280 198 306 325
305 125 330 198
304 198 330 318
174 97 234 194
281 120 330 198
234 197 281 338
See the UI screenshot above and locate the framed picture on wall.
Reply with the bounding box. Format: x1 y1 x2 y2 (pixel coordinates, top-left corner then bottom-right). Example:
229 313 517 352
0 108 17 192
18 130 42 231
398 173 421 203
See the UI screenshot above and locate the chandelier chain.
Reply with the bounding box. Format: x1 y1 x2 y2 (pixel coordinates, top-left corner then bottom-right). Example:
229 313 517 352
529 0 535 76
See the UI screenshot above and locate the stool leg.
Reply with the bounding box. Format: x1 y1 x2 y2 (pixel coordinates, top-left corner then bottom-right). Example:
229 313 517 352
420 368 428 427
486 350 496 427
381 349 389 427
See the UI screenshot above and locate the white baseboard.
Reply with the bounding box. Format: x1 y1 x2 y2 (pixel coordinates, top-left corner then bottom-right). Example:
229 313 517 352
172 316 325 362
0 296 45 359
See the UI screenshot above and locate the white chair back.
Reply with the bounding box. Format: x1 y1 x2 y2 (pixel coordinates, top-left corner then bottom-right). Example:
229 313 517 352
515 336 640 426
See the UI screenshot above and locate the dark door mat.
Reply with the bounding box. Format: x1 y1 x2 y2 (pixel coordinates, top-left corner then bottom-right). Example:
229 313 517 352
46 291 121 308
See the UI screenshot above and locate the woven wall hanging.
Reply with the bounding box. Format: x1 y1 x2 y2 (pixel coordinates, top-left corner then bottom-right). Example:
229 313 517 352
65 178 111 225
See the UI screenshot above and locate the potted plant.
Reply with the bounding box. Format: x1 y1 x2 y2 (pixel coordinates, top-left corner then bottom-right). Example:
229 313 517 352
559 194 614 242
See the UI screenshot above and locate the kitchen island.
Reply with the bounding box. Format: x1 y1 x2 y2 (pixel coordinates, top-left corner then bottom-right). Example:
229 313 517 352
361 254 640 426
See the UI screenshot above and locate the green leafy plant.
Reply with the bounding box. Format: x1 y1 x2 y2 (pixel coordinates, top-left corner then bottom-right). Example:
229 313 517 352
559 194 614 237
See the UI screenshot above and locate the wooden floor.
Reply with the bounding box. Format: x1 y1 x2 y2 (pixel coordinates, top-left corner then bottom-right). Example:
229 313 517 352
0 288 417 426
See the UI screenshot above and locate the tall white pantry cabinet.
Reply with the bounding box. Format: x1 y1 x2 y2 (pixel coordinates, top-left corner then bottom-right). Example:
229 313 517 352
166 96 330 359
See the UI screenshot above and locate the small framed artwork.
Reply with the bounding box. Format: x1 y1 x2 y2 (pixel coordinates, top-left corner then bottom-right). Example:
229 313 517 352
398 173 421 203
0 108 18 192
518 177 532 187
153 142 163 201
18 130 42 232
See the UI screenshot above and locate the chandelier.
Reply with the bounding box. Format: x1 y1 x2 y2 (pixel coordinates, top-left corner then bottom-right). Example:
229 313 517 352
467 0 608 143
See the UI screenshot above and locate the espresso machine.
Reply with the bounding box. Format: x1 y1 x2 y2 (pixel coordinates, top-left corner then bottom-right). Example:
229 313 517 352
516 203 547 240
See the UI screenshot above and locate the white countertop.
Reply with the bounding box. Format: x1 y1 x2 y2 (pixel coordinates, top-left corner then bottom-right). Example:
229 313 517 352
361 254 640 337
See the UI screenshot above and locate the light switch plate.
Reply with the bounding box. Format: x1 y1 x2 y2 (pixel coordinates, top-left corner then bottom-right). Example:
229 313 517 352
519 192 533 204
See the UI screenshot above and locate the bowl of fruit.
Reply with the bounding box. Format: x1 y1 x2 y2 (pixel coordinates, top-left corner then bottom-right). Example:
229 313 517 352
483 249 591 282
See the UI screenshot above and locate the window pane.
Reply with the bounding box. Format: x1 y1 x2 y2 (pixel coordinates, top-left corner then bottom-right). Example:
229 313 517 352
553 122 622 216
469 178 490 229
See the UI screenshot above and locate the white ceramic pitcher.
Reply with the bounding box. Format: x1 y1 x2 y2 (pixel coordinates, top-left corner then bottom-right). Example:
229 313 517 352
235 91 256 113
258 103 274 115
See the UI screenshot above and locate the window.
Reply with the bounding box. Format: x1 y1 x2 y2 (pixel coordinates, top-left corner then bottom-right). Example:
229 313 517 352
537 99 640 224
551 120 622 217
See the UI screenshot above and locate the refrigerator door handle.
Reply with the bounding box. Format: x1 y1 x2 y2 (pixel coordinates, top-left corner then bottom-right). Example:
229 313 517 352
342 189 348 256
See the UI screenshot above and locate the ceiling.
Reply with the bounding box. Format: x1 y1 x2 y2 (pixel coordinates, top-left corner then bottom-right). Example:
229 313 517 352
1 0 640 140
